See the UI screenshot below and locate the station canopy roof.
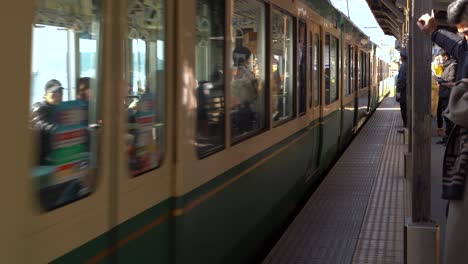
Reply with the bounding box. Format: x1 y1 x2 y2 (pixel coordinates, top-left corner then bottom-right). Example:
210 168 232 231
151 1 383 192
365 0 456 41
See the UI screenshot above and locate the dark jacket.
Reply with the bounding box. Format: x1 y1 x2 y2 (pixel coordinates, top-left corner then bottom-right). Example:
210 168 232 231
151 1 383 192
431 29 467 80
442 125 468 200
439 59 457 99
31 101 57 165
442 80 468 200
396 60 407 103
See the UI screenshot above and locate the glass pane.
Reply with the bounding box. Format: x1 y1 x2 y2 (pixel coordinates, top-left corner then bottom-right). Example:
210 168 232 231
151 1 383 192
308 32 312 108
344 44 348 95
126 0 166 176
363 53 367 88
358 51 362 89
330 36 339 102
298 21 306 114
231 0 266 141
196 0 225 157
370 55 373 87
325 33 330 104
313 33 320 107
271 9 293 123
30 0 102 211
349 46 354 94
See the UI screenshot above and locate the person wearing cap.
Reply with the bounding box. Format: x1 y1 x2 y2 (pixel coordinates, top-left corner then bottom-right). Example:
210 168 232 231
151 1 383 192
396 50 408 133
31 79 64 165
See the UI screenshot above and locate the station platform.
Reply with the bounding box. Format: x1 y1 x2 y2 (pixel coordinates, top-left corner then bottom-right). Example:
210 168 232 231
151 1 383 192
263 97 447 264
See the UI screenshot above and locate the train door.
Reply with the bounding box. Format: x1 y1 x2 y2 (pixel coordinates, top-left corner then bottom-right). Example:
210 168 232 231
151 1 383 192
22 0 114 262
306 23 322 178
0 2 32 262
114 0 175 262
340 42 355 143
320 28 341 166
356 49 368 127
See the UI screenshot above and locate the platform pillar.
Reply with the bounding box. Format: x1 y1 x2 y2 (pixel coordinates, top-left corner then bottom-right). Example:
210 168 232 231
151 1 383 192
404 152 412 179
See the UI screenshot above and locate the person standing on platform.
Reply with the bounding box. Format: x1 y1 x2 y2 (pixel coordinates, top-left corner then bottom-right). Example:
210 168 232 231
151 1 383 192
396 50 408 133
418 1 468 80
436 50 457 145
432 53 443 119
418 1 468 263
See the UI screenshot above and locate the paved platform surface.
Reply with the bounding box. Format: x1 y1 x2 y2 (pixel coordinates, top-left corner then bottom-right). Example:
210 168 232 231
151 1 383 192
263 98 411 264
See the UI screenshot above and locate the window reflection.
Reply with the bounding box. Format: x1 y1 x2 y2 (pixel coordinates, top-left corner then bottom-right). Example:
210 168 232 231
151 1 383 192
298 21 307 114
349 45 355 94
313 33 320 107
195 0 225 157
344 44 349 95
126 0 166 176
30 0 101 211
325 33 339 104
271 9 293 123
231 0 266 141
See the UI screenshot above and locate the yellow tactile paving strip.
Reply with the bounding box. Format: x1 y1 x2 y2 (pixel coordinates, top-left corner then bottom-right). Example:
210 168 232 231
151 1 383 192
352 101 406 264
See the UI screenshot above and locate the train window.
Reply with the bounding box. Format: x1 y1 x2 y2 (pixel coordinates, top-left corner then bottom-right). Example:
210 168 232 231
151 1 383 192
343 44 349 96
30 0 102 211
126 0 166 176
325 33 339 104
298 20 307 115
365 54 368 88
195 0 225 157
358 51 362 89
271 9 294 124
308 32 312 108
231 0 266 142
349 45 355 94
369 55 372 87
312 33 320 107
363 53 366 88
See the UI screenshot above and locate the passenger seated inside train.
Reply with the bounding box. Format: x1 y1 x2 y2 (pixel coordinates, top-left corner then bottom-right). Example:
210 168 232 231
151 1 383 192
231 45 259 136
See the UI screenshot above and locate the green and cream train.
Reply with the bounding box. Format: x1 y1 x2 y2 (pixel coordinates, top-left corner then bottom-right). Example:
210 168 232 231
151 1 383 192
1 0 391 263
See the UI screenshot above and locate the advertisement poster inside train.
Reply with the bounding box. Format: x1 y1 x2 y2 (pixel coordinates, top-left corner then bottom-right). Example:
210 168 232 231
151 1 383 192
49 100 90 185
128 93 159 176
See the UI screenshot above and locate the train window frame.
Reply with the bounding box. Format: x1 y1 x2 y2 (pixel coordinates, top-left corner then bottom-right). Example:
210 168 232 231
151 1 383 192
230 0 268 145
363 52 367 89
358 50 364 89
195 0 226 159
368 53 371 88
308 30 313 109
348 44 355 95
343 42 349 96
125 0 167 176
270 6 296 127
30 0 103 212
298 19 307 116
324 32 339 105
312 31 321 108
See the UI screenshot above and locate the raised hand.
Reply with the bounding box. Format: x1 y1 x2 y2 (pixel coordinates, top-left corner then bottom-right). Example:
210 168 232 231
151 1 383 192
417 10 437 35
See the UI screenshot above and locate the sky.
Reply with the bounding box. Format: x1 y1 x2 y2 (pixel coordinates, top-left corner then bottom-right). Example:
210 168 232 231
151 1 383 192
329 0 396 46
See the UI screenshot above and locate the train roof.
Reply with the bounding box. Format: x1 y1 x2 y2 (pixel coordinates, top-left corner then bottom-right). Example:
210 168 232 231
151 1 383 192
302 0 373 48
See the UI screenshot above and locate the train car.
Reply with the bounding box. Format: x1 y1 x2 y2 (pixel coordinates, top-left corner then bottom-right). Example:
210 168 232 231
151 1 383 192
1 0 391 263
